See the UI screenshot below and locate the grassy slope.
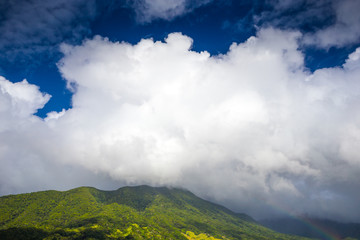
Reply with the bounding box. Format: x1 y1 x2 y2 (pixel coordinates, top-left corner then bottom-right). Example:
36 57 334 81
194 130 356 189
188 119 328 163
0 185 310 240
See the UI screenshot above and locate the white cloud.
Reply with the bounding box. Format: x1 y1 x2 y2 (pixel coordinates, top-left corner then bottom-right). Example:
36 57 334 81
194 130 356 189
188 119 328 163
0 78 119 195
0 76 51 121
45 109 66 122
128 0 212 23
1 29 360 221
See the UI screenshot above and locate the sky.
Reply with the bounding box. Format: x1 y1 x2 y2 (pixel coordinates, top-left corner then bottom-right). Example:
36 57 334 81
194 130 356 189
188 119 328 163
0 0 360 222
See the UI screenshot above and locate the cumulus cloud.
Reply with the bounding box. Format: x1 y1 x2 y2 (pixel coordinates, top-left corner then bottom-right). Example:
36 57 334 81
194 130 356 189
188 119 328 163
1 29 360 221
127 0 212 23
0 77 50 134
0 77 50 117
0 77 121 194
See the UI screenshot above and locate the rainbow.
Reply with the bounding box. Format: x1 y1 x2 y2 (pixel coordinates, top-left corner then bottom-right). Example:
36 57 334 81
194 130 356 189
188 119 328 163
290 215 341 240
263 202 342 240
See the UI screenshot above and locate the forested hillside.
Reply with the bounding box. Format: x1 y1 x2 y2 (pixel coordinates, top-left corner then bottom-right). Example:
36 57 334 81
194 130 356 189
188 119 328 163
0 186 309 239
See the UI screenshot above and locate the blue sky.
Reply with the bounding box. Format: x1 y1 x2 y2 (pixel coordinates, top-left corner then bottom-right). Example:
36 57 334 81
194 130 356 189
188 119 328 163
1 0 360 222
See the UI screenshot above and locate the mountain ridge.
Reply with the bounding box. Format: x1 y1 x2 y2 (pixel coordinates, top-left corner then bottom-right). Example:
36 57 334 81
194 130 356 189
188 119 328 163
0 185 309 239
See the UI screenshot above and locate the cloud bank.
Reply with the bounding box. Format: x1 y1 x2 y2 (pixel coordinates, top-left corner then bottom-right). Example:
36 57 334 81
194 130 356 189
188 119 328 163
1 29 360 221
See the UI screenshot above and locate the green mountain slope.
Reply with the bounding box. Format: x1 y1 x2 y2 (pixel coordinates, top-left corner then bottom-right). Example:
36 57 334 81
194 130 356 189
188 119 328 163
0 185 309 240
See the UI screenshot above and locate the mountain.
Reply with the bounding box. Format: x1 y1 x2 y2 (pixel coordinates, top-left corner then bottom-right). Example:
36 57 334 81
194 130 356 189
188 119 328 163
260 217 360 240
0 185 309 240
